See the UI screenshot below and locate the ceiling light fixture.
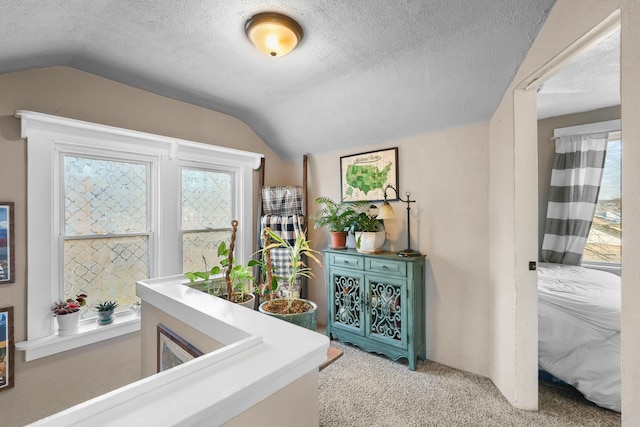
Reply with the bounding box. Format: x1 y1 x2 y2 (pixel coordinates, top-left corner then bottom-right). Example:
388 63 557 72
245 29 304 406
244 12 303 58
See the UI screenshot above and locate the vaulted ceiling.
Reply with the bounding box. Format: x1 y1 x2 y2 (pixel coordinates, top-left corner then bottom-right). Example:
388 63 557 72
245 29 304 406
1 1 563 160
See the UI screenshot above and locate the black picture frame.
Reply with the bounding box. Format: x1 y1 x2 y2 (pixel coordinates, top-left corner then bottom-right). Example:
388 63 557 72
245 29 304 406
157 324 203 372
340 147 399 202
0 306 14 392
0 202 14 284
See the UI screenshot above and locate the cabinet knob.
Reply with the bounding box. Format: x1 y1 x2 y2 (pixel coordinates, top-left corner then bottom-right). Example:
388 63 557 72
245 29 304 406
382 265 388 269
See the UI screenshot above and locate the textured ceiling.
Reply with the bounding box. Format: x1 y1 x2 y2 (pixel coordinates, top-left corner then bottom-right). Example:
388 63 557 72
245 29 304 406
0 1 558 160
537 29 620 119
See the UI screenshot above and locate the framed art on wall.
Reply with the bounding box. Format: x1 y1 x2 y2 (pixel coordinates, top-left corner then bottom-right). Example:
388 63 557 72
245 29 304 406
157 324 203 372
340 148 398 202
0 202 14 284
0 306 14 392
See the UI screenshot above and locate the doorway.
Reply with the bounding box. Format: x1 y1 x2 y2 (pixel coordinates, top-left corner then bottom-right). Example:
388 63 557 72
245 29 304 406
521 12 621 413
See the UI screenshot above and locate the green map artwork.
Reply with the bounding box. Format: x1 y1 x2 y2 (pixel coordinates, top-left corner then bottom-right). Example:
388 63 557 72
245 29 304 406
345 162 392 195
341 148 397 201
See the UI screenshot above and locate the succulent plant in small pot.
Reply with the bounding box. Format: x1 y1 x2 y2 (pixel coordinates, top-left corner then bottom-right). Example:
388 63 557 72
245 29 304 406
94 300 118 325
51 293 88 336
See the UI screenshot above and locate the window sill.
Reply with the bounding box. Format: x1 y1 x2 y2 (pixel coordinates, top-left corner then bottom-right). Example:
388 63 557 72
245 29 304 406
15 312 141 361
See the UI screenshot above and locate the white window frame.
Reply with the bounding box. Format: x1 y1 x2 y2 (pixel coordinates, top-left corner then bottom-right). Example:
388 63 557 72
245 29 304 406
56 149 156 316
15 111 262 361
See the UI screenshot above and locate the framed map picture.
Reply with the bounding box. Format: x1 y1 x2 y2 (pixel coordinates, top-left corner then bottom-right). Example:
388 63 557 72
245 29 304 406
0 202 14 284
340 148 398 202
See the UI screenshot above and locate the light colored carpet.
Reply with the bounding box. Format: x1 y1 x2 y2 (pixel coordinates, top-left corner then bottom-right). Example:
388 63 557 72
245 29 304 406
319 340 620 427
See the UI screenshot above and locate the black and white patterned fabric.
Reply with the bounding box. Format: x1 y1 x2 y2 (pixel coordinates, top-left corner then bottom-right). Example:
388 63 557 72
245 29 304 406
541 132 608 265
262 186 303 216
260 214 304 247
259 186 306 297
269 247 301 296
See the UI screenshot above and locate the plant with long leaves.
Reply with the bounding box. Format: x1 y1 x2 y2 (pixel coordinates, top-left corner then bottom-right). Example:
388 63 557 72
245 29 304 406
261 227 322 309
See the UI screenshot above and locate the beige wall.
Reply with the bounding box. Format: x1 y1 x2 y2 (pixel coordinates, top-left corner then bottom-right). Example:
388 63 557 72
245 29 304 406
537 106 621 255
140 302 320 426
306 122 491 377
0 66 285 426
490 0 640 422
620 0 640 422
140 303 225 378
224 371 319 427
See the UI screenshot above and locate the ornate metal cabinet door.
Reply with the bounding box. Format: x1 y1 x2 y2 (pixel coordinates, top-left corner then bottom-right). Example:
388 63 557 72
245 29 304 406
328 268 365 335
365 274 407 349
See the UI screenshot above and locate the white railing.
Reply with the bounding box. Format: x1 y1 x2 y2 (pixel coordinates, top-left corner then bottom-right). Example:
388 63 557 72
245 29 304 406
29 275 329 426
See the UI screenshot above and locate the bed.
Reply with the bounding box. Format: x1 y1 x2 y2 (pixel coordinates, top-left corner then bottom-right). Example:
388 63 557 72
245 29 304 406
537 262 621 412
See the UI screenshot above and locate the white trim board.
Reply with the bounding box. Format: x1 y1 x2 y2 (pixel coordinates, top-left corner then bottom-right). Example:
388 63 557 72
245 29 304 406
554 119 621 138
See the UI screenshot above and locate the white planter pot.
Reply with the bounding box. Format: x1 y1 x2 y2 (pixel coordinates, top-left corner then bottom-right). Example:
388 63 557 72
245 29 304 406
222 293 256 309
56 310 81 336
355 231 386 254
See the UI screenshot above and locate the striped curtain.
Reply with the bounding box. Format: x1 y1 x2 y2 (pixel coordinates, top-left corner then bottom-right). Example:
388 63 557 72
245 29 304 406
541 133 608 265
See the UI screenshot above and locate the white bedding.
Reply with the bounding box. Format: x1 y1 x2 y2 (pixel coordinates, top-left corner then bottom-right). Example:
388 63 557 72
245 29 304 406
537 262 621 412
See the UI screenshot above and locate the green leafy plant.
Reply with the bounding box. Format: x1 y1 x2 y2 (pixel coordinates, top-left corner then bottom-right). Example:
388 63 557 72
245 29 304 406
185 243 258 303
261 228 322 309
252 228 281 300
311 197 359 232
94 300 118 312
349 203 384 233
185 220 258 304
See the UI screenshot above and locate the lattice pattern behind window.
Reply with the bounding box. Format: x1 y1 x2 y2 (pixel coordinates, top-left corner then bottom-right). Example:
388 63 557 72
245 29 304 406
63 156 150 313
182 168 234 272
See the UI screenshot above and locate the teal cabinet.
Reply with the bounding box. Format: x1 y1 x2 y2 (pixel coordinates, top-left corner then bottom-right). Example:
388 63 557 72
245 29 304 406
324 249 426 370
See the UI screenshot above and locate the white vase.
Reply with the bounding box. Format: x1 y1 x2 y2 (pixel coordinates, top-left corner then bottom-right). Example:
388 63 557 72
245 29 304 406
56 311 81 336
355 230 386 254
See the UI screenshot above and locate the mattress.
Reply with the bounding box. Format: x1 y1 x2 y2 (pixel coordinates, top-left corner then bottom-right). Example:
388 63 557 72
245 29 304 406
537 262 621 412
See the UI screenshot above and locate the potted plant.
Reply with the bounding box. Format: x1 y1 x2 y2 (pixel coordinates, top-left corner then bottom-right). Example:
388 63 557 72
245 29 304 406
185 220 257 309
51 292 88 336
94 300 118 325
350 203 386 254
258 228 322 330
253 228 281 303
311 197 360 249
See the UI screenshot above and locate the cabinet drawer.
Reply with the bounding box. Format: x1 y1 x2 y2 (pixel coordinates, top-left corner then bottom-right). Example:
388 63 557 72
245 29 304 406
366 258 406 276
329 253 363 269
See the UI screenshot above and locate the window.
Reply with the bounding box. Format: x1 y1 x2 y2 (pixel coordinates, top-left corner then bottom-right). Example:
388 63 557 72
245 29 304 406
181 167 233 272
583 132 621 265
19 111 261 360
62 155 151 317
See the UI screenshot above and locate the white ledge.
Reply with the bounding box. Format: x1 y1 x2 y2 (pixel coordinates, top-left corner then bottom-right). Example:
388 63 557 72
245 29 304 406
16 312 141 361
28 274 329 426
